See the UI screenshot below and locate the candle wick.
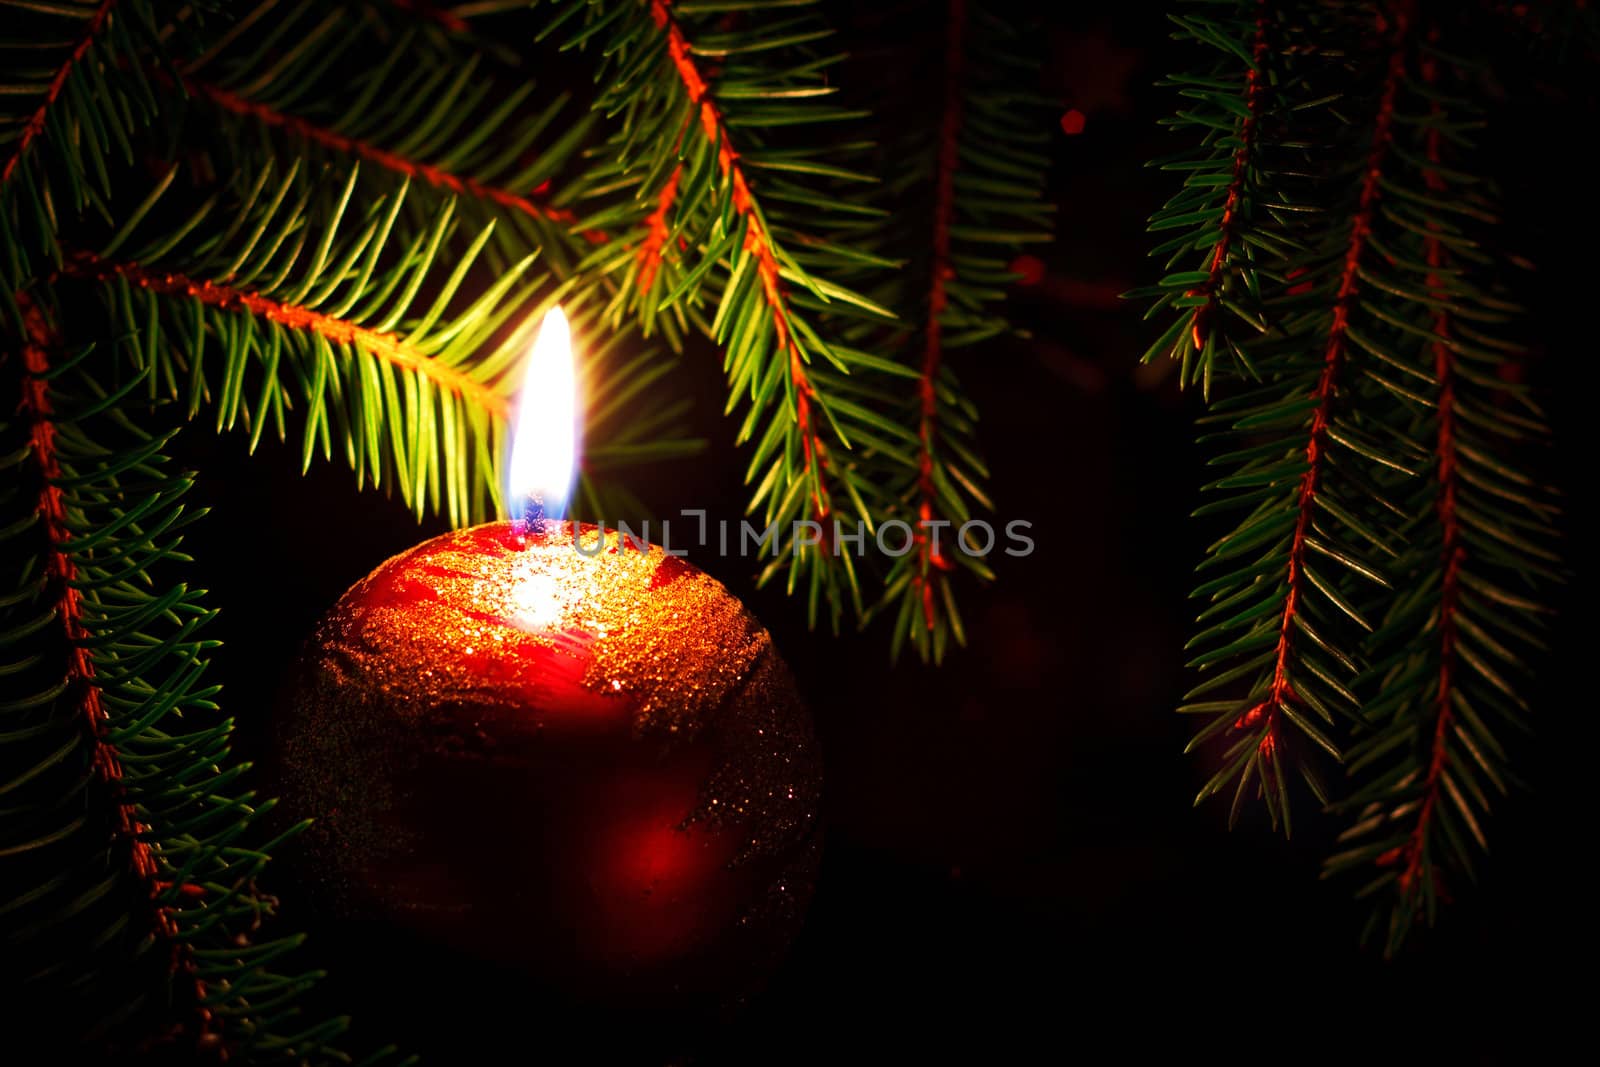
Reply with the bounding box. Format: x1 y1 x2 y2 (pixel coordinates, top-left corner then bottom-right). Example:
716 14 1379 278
512 493 576 546
511 492 546 545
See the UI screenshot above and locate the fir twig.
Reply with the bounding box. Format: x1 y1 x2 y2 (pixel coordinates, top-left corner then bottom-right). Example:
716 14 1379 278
1318 10 1561 954
182 78 608 245
2 288 374 1058
1244 2 1416 820
12 288 212 1040
1155 0 1565 947
644 0 837 534
61 250 512 420
1389 37 1466 921
851 0 1055 662
0 0 119 189
550 0 915 627
910 0 969 644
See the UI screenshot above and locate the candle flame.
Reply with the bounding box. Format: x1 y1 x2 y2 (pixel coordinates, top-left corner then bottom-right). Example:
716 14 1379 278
507 306 579 524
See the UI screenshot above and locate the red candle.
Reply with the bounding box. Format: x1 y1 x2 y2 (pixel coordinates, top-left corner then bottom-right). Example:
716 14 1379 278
266 309 820 1013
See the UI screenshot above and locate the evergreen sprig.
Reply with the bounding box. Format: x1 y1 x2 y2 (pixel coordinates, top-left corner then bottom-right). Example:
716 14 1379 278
75 160 539 526
847 0 1055 663
175 0 606 279
1317 17 1560 956
1169 0 1405 835
2 0 1058 1055
156 0 703 523
1135 0 1280 395
549 0 914 629
0 290 390 1060
1148 0 1563 950
548 0 1055 650
1 0 187 322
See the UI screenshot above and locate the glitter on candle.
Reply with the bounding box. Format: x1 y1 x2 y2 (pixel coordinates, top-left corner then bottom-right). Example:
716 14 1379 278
268 521 821 990
511 567 562 629
265 290 820 1015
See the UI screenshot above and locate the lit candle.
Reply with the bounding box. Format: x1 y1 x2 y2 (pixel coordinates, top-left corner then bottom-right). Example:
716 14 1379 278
267 307 820 1014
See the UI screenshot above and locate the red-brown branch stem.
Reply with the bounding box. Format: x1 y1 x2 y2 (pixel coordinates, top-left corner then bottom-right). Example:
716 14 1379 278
1399 38 1461 898
1 0 119 186
646 0 830 520
1188 0 1270 351
14 290 209 1026
185 79 609 245
1246 3 1414 759
61 252 510 420
913 0 967 630
636 163 683 295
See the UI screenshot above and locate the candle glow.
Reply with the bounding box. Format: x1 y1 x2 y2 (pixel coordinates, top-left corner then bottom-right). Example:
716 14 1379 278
507 305 579 525
504 304 582 630
271 298 820 1002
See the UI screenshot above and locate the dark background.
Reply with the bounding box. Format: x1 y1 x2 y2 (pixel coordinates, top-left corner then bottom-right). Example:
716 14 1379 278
171 4 1592 1062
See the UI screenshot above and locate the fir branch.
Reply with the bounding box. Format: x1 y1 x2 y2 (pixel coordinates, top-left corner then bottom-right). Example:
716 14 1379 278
634 161 683 296
0 0 119 189
1176 1 1427 830
553 0 912 627
1167 0 1564 922
0 0 186 321
183 78 607 245
66 244 694 528
1137 0 1283 393
11 288 212 1040
1184 2 1269 386
177 0 611 280
61 250 513 420
67 160 696 528
846 0 1055 661
73 159 538 525
1250 2 1413 792
2 289 376 1059
1391 42 1464 916
911 0 969 642
645 0 837 530
1318 12 1562 953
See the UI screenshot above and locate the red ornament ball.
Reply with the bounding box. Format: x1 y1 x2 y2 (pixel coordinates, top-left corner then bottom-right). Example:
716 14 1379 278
267 522 820 1016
